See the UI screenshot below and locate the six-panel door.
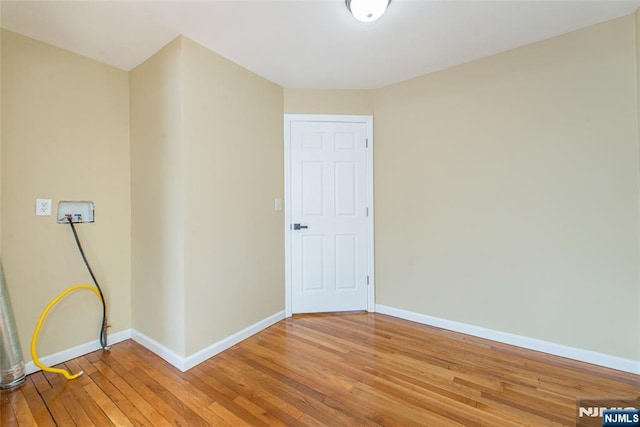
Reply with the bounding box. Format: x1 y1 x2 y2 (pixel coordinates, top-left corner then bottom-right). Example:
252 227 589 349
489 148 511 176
290 120 368 313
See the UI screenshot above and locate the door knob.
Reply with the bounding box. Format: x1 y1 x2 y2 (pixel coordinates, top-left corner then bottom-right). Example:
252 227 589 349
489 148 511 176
293 223 308 230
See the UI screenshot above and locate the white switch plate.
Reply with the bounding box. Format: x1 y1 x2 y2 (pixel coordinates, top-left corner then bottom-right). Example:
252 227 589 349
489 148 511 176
275 198 282 211
36 198 52 216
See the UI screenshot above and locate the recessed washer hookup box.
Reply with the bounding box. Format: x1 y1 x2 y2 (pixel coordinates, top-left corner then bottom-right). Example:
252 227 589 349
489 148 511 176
57 201 95 223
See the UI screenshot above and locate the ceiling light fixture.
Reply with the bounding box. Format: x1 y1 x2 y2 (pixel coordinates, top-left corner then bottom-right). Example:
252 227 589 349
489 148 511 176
346 0 391 23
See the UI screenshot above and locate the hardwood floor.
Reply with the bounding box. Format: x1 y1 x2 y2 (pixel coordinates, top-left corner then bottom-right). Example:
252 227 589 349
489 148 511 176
2 313 639 426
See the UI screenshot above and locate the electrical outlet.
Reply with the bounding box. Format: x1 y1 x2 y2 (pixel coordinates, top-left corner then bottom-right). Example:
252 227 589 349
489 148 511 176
36 199 52 216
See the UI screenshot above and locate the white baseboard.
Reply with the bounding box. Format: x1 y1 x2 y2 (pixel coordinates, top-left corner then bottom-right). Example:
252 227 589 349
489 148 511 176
375 304 640 375
183 310 286 371
132 310 286 372
25 329 132 375
130 329 187 371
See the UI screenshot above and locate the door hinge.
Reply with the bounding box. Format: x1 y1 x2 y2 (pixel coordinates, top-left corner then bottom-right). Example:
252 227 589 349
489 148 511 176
366 138 369 148
366 207 369 216
367 276 370 285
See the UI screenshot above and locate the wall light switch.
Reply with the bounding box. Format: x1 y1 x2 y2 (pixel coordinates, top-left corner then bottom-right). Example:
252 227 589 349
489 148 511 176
275 198 282 211
36 198 52 216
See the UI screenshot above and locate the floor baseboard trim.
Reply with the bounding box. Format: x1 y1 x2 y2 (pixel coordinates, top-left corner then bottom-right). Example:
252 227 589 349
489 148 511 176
183 310 286 371
132 310 287 372
25 329 132 375
375 304 640 375
130 329 187 371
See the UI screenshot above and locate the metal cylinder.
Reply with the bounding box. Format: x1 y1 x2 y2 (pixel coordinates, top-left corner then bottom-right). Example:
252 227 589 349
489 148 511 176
0 257 26 389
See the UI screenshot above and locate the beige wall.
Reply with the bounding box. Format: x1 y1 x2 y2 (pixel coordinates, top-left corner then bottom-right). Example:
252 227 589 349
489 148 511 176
634 8 640 356
1 30 131 358
637 9 640 165
374 16 640 359
130 37 284 356
130 38 186 355
0 25 3 245
182 38 284 355
284 88 373 115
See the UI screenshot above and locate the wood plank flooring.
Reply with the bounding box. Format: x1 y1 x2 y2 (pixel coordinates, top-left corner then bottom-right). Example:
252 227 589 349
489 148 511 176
2 313 639 426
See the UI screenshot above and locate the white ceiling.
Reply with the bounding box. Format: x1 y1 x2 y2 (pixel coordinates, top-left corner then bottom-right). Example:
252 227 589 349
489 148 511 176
1 0 639 89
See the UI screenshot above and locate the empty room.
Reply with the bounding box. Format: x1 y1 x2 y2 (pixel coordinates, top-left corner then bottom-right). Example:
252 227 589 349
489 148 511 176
1 0 640 425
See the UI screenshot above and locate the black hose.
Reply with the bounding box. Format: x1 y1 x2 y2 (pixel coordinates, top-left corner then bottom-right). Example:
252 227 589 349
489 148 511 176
66 217 109 350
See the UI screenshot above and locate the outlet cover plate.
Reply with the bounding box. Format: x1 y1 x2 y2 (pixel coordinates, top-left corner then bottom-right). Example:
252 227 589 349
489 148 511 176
36 199 52 216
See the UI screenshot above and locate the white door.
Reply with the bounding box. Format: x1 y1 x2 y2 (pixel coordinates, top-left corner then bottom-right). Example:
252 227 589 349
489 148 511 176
285 116 373 314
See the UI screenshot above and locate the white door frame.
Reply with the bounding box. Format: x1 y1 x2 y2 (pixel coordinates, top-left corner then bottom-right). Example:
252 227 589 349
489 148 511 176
284 114 375 317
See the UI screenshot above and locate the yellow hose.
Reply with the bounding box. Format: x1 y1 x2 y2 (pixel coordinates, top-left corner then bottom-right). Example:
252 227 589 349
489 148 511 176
30 285 102 380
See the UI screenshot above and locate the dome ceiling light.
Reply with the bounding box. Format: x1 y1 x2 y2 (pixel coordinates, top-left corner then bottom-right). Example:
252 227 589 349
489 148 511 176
346 0 392 23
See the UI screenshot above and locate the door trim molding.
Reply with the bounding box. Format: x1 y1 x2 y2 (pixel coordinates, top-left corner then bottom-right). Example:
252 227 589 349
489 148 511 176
284 114 375 317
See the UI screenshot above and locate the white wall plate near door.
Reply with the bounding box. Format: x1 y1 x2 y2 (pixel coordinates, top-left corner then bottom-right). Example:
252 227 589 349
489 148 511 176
57 201 95 223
